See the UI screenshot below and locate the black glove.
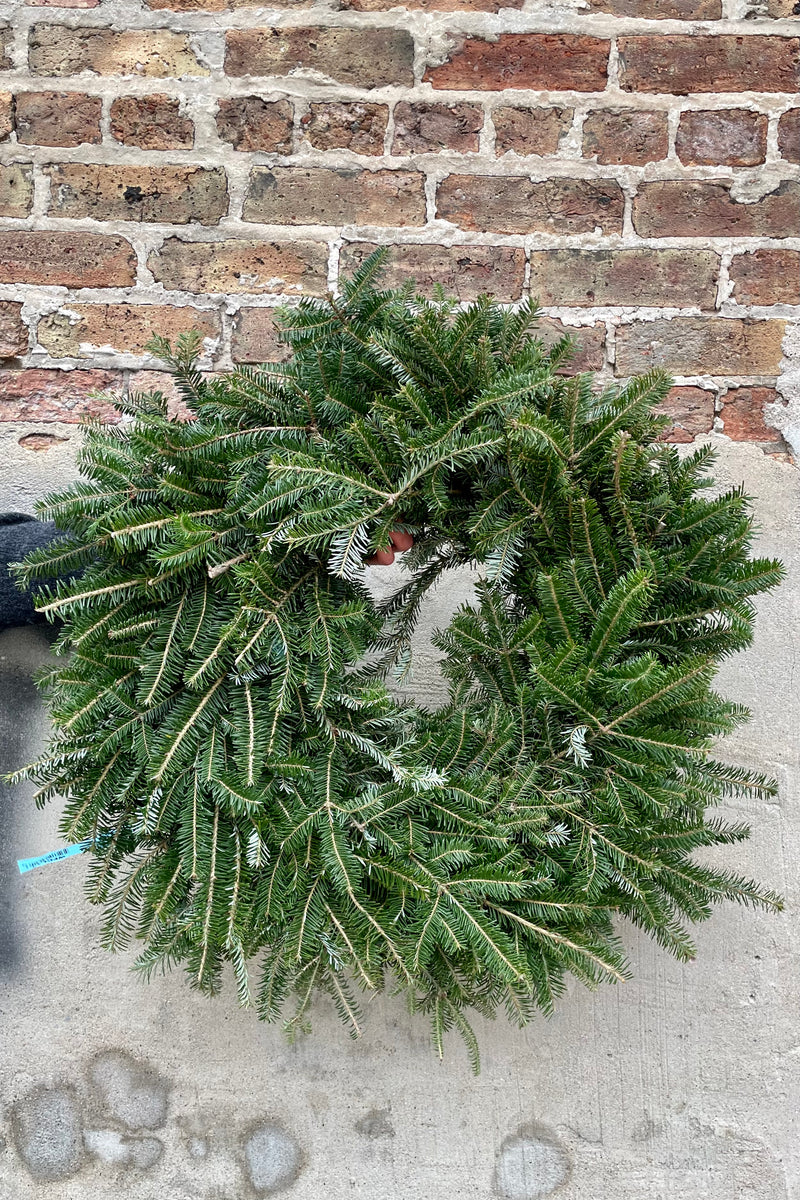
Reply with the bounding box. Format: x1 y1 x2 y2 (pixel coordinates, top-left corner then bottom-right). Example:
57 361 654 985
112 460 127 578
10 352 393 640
0 513 62 632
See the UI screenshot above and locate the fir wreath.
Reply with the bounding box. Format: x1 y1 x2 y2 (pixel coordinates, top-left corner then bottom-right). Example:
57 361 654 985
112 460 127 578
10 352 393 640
12 252 784 1069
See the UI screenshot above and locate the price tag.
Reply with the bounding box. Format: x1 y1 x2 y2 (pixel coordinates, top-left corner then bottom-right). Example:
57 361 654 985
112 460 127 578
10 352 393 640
17 841 91 874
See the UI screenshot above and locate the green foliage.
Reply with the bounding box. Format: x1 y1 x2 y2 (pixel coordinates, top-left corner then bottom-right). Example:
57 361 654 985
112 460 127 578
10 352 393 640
12 250 783 1069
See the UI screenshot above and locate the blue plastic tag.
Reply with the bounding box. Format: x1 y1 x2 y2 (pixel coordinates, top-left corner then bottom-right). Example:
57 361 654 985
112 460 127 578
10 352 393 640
17 841 92 874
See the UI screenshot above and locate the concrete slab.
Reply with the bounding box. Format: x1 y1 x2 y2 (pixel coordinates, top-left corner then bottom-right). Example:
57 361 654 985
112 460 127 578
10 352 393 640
1 436 798 1200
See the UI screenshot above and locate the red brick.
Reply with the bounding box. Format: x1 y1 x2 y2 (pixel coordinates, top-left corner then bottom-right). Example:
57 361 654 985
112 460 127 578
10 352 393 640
0 302 27 358
426 34 610 92
778 109 800 164
342 0 523 9
225 28 414 89
243 167 426 227
633 180 800 239
216 97 293 154
765 0 797 15
37 304 220 359
0 231 136 287
0 165 33 218
615 318 785 377
0 93 11 140
339 243 526 300
231 309 289 363
583 110 668 166
392 103 483 154
303 102 388 155
528 249 718 309
145 0 312 7
676 110 767 167
654 386 715 444
29 26 208 77
111 95 194 150
0 369 122 423
537 318 606 373
720 387 783 443
618 36 800 95
148 239 328 295
581 0 720 14
125 371 193 422
494 107 572 157
729 250 800 306
15 91 101 146
437 175 623 235
45 164 228 225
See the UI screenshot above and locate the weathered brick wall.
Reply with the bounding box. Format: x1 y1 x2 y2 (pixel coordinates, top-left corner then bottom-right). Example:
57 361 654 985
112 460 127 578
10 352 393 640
0 0 798 448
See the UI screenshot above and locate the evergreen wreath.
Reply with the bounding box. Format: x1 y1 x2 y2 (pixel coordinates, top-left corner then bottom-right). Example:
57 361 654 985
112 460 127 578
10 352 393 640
12 251 783 1069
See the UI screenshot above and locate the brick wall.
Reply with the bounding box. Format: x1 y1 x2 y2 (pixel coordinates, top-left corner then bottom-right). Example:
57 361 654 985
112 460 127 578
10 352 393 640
0 0 798 449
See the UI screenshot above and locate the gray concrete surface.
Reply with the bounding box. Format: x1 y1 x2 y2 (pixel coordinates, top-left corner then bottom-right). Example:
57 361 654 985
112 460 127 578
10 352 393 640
1 432 798 1200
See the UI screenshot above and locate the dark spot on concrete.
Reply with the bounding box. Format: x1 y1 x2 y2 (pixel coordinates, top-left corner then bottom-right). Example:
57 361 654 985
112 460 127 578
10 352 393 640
355 1108 395 1139
631 1116 663 1143
11 1084 84 1181
123 186 144 203
242 1123 302 1194
495 1124 570 1200
88 1050 170 1130
129 1136 164 1169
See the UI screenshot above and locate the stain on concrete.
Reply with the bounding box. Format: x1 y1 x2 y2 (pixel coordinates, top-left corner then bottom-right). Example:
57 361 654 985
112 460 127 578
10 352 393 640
494 1123 570 1200
17 433 69 452
177 1110 213 1161
631 1116 663 1143
88 1050 170 1130
242 1122 302 1195
84 1128 164 1169
129 1137 163 1169
355 1107 395 1139
11 1083 84 1181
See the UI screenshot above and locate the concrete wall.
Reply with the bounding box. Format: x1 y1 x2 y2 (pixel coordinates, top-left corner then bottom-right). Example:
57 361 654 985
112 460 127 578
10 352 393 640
1 432 799 1200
